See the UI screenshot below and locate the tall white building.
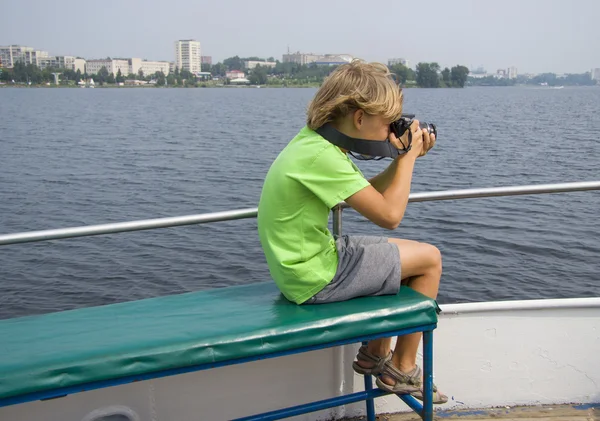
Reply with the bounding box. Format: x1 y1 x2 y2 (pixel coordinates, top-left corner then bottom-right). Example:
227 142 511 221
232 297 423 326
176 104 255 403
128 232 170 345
0 45 49 68
508 66 518 79
175 40 201 74
592 68 600 81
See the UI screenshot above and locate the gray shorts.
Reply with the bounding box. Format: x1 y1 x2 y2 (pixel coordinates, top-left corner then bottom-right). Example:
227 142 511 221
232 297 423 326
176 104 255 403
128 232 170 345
305 235 401 304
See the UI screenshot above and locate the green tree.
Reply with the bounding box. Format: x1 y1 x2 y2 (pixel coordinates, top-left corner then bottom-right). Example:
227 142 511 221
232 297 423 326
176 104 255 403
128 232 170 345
450 65 469 87
116 69 124 83
0 68 8 82
416 62 440 88
156 71 166 86
107 72 116 84
166 74 175 86
180 69 194 80
389 63 410 84
210 63 226 77
223 55 243 70
249 65 268 85
137 68 144 80
60 68 77 84
97 66 109 85
441 67 450 85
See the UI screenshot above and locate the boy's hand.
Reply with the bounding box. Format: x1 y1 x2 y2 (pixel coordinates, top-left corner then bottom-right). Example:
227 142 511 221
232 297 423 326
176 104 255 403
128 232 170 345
420 128 436 157
390 120 423 160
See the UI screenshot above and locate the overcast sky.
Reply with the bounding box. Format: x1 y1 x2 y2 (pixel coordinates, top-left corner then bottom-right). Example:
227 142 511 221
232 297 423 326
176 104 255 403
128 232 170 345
2 0 599 74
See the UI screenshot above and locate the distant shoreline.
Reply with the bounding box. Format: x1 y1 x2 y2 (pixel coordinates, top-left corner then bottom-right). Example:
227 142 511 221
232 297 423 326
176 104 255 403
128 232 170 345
0 84 321 89
1 84 596 89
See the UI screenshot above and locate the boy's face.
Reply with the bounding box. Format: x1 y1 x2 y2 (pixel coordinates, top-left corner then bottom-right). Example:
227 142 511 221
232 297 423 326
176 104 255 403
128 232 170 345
354 110 392 142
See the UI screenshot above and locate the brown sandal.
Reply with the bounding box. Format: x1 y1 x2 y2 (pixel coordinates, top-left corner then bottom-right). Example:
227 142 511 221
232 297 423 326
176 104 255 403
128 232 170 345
352 345 392 376
376 362 448 404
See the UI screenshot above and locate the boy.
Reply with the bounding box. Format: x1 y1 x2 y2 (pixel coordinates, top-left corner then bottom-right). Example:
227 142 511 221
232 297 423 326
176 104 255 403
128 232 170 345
257 60 447 403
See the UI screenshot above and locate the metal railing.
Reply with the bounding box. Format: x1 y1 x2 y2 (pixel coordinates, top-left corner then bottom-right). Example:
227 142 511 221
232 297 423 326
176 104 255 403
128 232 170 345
1 181 599 246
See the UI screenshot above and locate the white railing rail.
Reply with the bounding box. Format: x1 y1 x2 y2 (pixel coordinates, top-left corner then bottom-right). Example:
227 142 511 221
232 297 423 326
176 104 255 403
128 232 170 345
1 181 599 246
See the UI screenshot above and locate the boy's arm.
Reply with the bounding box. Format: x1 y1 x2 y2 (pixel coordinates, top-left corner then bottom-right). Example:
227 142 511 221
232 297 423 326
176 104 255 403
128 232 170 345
346 156 416 229
345 122 431 230
368 160 399 193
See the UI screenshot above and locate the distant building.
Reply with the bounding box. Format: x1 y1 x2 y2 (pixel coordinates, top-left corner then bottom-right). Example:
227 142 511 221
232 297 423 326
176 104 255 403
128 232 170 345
508 66 518 79
74 58 86 73
282 52 354 66
86 59 130 76
0 45 50 68
129 58 170 76
37 56 78 71
468 66 488 79
230 77 250 84
86 58 169 76
470 66 487 74
244 60 276 69
226 70 245 79
282 51 320 65
29 55 86 73
592 68 600 81
388 58 410 68
468 73 488 79
314 54 353 66
175 40 201 74
201 56 212 65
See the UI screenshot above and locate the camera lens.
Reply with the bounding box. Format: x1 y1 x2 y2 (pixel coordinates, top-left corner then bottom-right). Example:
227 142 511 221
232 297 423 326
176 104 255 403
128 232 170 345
420 122 437 139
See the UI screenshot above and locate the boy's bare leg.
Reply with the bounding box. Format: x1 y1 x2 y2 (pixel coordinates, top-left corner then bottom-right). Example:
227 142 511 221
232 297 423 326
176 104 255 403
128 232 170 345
356 239 442 379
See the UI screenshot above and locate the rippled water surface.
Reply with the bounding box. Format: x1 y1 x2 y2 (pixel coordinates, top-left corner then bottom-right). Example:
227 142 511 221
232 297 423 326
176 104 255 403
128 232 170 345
1 86 599 319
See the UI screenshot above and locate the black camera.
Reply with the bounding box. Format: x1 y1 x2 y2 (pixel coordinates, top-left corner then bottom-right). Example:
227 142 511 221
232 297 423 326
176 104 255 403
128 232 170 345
315 113 437 160
390 114 437 151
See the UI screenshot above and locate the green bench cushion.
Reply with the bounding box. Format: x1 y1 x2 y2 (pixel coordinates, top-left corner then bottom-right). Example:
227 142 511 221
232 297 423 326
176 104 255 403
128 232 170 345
0 281 438 401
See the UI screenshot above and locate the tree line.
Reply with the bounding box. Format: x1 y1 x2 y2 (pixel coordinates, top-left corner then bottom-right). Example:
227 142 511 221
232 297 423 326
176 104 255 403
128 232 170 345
468 72 596 87
0 57 474 88
0 62 201 87
202 56 471 88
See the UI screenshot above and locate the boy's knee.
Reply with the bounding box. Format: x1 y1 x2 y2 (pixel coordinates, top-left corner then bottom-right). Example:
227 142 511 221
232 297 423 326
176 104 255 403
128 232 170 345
424 243 442 272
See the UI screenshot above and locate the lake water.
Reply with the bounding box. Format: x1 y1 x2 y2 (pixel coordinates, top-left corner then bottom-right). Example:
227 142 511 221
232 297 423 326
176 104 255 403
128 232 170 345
0 86 599 319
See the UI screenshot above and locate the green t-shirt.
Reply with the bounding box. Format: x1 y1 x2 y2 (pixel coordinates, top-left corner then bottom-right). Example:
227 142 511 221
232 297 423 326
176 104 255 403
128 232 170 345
257 126 371 304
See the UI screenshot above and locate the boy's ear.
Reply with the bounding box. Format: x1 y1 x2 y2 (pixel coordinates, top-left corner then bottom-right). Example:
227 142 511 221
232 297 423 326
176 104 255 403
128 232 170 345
353 109 364 131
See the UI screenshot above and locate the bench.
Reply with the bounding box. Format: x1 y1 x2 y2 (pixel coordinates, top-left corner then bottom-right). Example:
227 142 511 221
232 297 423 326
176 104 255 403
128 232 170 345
0 281 439 421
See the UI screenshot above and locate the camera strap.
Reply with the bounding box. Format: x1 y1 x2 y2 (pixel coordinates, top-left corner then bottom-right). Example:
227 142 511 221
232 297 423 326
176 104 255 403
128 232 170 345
315 124 405 160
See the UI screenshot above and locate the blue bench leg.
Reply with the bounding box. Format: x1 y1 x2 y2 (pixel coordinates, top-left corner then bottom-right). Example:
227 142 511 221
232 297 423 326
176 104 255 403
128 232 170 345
363 374 376 421
422 329 433 421
362 342 376 421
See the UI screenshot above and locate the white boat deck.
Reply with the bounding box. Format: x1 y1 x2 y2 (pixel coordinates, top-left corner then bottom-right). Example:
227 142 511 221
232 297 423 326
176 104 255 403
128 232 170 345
342 403 598 420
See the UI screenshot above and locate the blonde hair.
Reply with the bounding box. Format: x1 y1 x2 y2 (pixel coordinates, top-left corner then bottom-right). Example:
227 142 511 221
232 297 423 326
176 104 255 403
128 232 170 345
306 59 403 130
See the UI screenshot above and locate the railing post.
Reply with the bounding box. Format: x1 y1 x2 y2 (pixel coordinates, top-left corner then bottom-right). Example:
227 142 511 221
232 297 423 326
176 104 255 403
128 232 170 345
332 205 376 420
422 330 434 421
332 204 343 237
